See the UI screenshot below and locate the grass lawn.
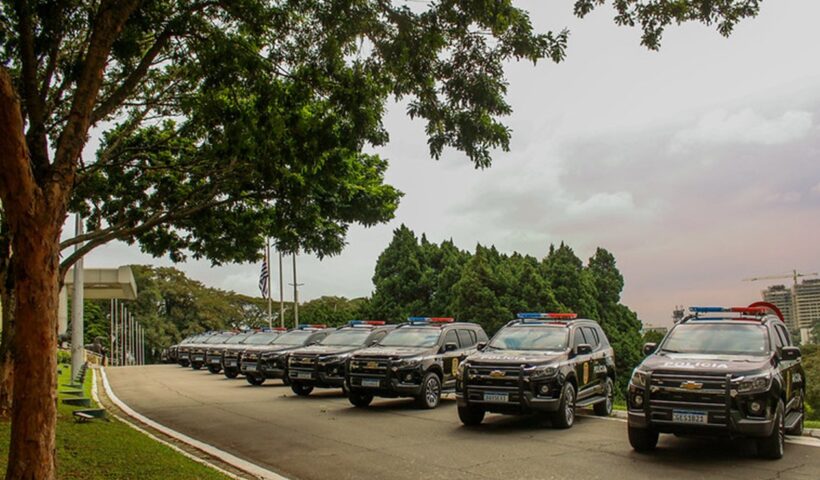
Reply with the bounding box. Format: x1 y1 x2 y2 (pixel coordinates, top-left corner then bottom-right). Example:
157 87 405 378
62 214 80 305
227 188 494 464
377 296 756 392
806 420 820 429
0 365 231 480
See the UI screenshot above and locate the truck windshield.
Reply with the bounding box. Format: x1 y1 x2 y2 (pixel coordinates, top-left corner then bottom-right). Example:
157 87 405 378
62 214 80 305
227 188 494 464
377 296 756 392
272 330 312 345
244 333 278 345
488 326 568 351
205 334 231 344
225 333 251 344
321 330 372 346
661 323 769 356
378 328 441 348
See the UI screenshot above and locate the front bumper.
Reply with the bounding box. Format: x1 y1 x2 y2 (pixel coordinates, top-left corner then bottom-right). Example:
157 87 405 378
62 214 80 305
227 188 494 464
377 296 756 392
223 356 240 369
289 361 347 388
347 376 423 397
206 354 223 366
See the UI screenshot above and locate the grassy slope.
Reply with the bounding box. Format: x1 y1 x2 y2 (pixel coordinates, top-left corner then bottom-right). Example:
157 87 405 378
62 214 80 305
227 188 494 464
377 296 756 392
0 365 230 480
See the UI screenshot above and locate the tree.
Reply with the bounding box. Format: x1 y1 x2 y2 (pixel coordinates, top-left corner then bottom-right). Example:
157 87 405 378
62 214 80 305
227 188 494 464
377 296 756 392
542 243 598 319
369 225 429 321
451 246 511 334
0 1 764 476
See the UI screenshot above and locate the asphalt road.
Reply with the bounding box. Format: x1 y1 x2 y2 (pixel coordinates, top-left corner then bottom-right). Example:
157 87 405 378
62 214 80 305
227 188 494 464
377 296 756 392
106 365 820 480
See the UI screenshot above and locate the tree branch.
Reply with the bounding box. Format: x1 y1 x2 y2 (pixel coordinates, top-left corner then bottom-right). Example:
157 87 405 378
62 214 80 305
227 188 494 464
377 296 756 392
13 0 50 178
50 0 141 204
91 27 173 124
0 67 37 222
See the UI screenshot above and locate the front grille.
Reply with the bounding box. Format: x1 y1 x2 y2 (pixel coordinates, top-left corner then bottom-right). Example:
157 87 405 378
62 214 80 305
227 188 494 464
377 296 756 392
466 364 523 388
647 371 731 426
349 357 390 377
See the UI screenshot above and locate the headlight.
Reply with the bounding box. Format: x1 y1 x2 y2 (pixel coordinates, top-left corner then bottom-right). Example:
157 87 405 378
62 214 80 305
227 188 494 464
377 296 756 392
735 373 771 394
319 355 345 365
530 366 557 378
630 368 648 388
393 356 422 369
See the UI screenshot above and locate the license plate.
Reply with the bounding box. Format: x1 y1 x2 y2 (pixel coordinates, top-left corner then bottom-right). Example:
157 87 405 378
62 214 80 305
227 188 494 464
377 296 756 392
293 371 313 380
483 392 509 403
210 358 220 364
180 353 189 359
672 410 708 425
226 360 237 367
244 363 257 372
193 355 204 361
362 378 380 388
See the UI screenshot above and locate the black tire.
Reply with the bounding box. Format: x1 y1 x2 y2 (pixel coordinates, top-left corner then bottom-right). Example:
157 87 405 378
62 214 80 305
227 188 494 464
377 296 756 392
245 374 265 386
224 369 239 379
348 390 373 408
628 425 659 452
787 391 804 436
594 377 614 417
758 400 785 460
282 374 291 386
191 362 203 371
179 360 190 368
291 383 314 396
415 372 442 409
551 382 576 429
207 365 221 374
458 405 486 426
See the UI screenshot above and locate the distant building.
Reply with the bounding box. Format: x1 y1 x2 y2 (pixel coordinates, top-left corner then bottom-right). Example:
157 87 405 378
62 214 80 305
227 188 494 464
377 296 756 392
761 279 820 335
762 284 794 329
794 279 820 330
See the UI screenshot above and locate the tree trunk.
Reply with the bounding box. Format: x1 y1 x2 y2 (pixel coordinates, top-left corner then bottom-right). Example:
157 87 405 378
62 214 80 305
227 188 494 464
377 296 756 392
1 64 62 480
4 223 61 480
0 219 14 419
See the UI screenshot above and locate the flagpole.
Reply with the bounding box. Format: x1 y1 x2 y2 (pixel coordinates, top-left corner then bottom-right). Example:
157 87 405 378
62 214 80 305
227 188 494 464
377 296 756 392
266 238 272 329
278 251 284 328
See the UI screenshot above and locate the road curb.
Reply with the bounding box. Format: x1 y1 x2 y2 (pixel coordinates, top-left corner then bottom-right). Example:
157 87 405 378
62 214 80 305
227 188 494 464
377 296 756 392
98 367 290 480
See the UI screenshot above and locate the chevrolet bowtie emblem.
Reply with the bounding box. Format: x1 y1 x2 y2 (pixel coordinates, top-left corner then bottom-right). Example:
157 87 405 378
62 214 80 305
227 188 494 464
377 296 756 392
366 362 378 369
681 381 703 390
489 370 505 378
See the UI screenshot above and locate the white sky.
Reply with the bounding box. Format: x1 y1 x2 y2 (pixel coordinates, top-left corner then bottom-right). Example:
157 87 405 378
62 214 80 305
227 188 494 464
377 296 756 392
77 1 820 327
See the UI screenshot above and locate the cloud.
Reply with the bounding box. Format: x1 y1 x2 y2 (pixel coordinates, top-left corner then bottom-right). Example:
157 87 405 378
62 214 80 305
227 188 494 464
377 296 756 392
813 182 820 195
671 108 813 153
565 191 638 218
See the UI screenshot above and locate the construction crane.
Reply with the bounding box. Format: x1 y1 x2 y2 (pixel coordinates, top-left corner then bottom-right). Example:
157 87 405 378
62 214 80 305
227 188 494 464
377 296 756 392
743 270 819 328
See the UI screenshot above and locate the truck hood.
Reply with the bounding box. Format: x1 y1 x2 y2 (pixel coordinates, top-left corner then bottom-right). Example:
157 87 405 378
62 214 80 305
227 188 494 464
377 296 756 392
642 352 772 375
466 350 566 366
351 346 430 358
290 345 361 356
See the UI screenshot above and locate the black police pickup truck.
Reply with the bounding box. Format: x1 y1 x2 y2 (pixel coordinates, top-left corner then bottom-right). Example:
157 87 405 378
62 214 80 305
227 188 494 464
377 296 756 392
176 334 208 367
627 303 805 459
287 321 396 396
223 329 283 379
242 325 330 386
189 332 235 370
204 332 253 374
456 313 615 428
346 317 488 409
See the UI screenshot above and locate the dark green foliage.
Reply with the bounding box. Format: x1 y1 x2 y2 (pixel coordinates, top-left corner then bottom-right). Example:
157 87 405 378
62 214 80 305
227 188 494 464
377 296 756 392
641 329 666 345
801 344 820 421
281 296 370 328
573 0 761 50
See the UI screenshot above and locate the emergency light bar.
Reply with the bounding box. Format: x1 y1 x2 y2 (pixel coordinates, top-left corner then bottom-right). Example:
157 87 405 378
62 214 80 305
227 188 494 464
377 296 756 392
296 324 327 330
689 306 767 315
517 313 578 320
348 320 387 327
407 317 454 324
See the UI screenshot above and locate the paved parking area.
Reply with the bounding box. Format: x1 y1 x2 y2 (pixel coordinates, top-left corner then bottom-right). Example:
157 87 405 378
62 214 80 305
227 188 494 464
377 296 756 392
106 365 820 480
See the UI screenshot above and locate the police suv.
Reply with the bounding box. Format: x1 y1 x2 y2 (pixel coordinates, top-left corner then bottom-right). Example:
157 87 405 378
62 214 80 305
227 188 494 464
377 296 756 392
287 321 396 396
627 303 805 459
346 317 488 409
204 331 253 374
223 329 283 379
242 325 330 386
456 313 615 428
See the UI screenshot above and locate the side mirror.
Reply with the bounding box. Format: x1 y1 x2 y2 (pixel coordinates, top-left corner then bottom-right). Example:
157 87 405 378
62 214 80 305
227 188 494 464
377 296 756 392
575 344 593 356
444 342 458 352
779 346 801 361
643 343 657 356
476 342 487 351
368 339 380 346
